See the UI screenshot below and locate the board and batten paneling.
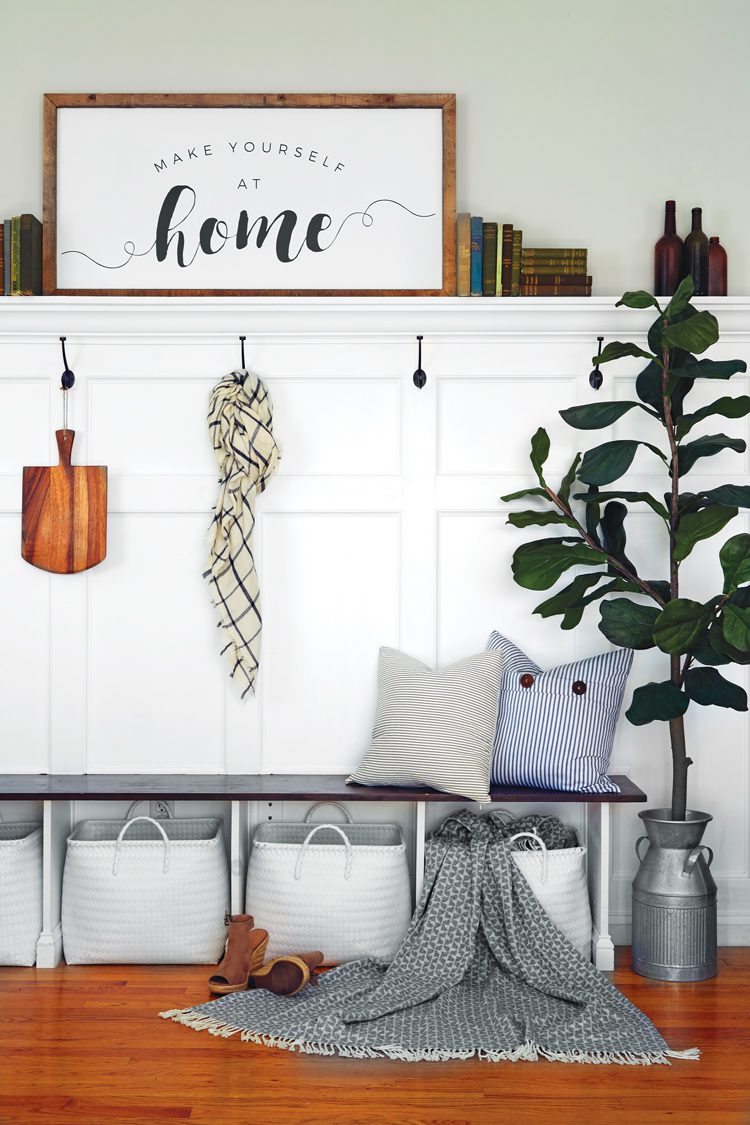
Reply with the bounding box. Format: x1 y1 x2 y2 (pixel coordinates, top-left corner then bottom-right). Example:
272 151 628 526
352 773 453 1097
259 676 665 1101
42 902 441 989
0 296 749 945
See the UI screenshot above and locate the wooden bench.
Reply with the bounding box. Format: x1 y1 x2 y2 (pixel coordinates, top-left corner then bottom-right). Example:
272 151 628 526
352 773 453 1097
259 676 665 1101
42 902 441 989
0 773 647 970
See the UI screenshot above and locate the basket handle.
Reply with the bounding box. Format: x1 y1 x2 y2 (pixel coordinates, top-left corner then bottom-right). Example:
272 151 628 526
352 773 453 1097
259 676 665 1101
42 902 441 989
113 815 170 876
303 801 353 824
294 823 353 881
508 830 549 884
125 799 174 821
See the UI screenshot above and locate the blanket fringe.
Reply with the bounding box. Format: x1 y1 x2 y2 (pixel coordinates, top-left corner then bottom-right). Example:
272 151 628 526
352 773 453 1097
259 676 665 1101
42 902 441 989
159 1009 699 1065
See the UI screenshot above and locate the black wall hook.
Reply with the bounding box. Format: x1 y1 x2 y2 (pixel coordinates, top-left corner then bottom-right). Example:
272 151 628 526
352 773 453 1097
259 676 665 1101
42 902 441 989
60 337 75 390
589 336 604 391
413 335 427 389
239 335 246 369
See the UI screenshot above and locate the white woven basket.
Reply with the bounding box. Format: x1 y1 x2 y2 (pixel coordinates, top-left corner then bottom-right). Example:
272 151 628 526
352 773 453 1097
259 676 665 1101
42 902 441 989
509 830 593 960
0 822 42 966
62 815 229 964
246 802 412 964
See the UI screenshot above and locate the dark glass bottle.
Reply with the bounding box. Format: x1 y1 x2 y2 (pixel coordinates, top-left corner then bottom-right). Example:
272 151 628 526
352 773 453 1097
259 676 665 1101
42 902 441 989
654 200 683 296
707 236 727 296
683 207 709 295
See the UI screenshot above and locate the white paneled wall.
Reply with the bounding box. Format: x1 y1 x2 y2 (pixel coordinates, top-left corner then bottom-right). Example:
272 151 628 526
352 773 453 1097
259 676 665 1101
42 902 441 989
1 296 749 945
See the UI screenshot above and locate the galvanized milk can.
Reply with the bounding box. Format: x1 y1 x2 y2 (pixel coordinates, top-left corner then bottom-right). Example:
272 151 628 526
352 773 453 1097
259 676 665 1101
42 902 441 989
632 808 716 981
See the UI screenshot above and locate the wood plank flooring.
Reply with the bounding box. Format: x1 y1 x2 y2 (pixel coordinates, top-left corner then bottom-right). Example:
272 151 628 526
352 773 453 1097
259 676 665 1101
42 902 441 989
0 948 748 1125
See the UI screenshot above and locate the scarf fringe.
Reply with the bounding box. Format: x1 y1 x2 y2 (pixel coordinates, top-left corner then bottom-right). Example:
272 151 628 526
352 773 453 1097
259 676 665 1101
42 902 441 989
159 1008 699 1065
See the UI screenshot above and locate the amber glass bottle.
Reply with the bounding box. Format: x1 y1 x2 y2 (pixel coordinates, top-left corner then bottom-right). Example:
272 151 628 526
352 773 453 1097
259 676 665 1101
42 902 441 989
707 236 727 296
654 201 683 296
683 207 709 295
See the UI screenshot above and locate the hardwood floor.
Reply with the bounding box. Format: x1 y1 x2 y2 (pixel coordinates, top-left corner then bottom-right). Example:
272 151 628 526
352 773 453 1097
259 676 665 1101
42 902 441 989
0 949 748 1125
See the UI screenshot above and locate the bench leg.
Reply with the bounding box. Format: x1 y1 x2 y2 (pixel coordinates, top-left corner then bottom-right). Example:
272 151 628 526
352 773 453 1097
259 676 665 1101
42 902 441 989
36 799 71 968
586 802 615 971
414 801 426 907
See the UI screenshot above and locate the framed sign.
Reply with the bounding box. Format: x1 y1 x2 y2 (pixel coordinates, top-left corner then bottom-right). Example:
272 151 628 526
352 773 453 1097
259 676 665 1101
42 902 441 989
43 93 456 296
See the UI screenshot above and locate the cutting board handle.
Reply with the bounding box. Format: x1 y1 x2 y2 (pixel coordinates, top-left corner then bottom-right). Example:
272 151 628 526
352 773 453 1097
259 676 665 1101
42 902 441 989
55 429 75 467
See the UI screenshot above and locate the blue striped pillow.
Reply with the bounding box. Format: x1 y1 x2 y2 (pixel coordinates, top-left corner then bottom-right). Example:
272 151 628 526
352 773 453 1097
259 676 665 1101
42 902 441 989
486 632 633 793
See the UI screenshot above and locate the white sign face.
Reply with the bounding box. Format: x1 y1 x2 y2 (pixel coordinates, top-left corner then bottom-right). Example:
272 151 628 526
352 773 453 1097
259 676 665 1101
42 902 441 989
54 106 446 292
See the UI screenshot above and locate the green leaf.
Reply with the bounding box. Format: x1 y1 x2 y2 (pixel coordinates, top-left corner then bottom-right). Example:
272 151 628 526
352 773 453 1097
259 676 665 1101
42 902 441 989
592 341 656 366
616 291 663 311
723 602 750 652
579 440 666 486
534 572 606 619
501 485 548 503
672 355 747 380
699 485 750 509
678 434 746 476
664 276 695 318
600 501 637 575
683 667 748 710
662 310 719 353
558 453 581 507
676 395 750 439
709 603 750 666
652 598 712 654
508 510 577 529
673 504 739 563
559 401 653 430
511 537 607 591
720 533 750 592
626 681 690 725
573 489 669 521
530 428 550 484
599 599 659 649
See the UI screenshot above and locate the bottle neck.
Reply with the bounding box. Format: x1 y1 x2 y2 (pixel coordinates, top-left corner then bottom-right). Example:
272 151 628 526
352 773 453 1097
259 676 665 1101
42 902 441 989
691 208 703 232
664 201 676 235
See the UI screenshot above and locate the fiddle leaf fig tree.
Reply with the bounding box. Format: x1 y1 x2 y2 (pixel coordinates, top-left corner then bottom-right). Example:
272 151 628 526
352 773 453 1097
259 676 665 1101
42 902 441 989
503 277 750 820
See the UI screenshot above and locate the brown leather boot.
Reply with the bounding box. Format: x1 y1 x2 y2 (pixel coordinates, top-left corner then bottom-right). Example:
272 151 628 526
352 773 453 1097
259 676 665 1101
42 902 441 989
208 915 269 995
249 951 325 997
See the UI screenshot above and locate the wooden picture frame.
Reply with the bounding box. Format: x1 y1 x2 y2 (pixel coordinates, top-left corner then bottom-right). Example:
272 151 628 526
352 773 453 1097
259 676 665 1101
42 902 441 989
43 93 456 296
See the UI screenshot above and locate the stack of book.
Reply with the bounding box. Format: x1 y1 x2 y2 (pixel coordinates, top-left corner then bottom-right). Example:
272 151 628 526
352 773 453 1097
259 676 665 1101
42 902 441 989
0 214 43 295
456 213 591 297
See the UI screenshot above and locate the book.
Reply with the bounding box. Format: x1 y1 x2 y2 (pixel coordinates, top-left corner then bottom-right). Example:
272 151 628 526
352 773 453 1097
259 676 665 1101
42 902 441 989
3 220 10 295
520 273 592 286
456 213 471 296
521 247 588 260
482 222 498 296
19 214 43 295
500 224 513 296
10 216 21 296
520 263 588 276
470 216 483 296
510 229 522 296
519 282 592 296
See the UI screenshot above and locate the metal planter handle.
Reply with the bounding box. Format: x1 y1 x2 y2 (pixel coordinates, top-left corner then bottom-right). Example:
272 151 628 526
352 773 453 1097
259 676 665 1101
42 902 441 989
295 823 353 881
683 844 714 876
635 835 650 864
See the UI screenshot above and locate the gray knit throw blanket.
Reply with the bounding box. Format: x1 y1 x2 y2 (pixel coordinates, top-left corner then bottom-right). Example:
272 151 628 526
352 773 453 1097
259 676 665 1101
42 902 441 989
204 370 280 698
162 811 698 1065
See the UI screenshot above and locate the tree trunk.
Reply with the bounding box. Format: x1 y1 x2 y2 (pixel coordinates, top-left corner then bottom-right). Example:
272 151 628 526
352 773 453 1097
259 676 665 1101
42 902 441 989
669 712 690 820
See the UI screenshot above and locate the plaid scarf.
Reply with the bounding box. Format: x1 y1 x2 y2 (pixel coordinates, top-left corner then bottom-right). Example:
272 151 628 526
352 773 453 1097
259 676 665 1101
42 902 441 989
204 370 280 698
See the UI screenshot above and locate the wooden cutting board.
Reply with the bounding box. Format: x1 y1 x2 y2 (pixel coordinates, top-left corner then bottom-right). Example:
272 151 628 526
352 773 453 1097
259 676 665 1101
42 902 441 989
22 430 107 573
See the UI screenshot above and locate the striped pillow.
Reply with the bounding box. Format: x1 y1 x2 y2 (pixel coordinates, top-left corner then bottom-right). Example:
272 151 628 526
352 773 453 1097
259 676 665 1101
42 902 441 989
347 647 504 802
487 632 633 793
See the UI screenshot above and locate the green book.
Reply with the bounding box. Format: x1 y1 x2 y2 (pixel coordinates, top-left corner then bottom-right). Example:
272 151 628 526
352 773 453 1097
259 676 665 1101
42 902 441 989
456 212 471 296
10 216 21 295
521 247 588 259
19 214 43 295
482 222 498 296
521 262 588 276
510 230 522 296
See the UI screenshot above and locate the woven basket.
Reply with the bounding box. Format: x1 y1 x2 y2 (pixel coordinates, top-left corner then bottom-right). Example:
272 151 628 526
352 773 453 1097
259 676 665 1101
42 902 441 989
509 830 593 960
0 822 42 966
246 802 412 964
62 815 229 964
